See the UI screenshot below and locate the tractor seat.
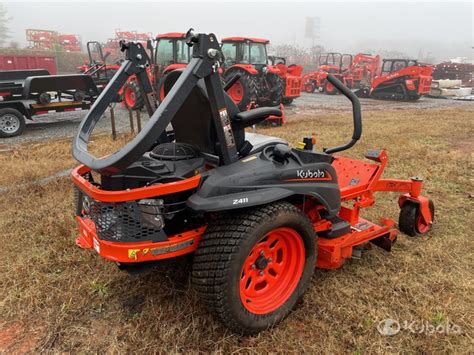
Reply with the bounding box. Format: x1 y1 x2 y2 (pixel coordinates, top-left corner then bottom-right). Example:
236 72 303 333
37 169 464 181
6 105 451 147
162 70 283 161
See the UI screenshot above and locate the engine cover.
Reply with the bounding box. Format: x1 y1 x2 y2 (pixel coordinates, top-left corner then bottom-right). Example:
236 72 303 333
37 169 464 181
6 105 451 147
187 145 341 216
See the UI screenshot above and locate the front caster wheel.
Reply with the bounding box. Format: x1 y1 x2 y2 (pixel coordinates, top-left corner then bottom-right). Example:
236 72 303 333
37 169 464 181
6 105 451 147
399 200 435 236
192 201 316 335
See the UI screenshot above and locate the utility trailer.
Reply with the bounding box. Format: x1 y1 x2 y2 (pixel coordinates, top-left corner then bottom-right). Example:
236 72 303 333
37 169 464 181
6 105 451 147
0 69 99 137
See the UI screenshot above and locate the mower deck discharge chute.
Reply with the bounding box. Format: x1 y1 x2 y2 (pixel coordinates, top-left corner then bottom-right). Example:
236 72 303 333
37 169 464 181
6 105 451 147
71 30 434 335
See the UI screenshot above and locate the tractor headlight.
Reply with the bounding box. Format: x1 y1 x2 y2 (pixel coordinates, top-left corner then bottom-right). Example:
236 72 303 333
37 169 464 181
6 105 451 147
138 199 165 229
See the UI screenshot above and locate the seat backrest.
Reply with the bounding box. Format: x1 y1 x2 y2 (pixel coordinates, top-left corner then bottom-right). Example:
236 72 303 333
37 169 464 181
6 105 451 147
163 70 245 157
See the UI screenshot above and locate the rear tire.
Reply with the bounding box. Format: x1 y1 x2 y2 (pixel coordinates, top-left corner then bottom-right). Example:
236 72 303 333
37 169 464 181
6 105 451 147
123 80 144 110
304 82 316 93
399 200 435 236
192 201 316 335
282 98 293 105
264 73 284 106
324 80 337 95
224 69 258 111
0 108 25 138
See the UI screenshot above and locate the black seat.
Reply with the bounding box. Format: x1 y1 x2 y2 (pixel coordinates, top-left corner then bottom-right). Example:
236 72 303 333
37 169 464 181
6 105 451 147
162 70 282 161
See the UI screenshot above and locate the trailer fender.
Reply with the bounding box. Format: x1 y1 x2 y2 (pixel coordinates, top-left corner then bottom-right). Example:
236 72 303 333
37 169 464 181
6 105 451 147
22 74 99 99
0 101 30 119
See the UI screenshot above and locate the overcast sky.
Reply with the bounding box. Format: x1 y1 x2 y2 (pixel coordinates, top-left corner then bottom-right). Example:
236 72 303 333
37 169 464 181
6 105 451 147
4 1 473 61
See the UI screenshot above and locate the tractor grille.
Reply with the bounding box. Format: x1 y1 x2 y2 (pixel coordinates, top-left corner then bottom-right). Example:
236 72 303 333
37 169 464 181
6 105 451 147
88 201 167 243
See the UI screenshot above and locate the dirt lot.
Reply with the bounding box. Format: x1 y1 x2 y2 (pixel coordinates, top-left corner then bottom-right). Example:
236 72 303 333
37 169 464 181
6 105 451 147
0 94 473 353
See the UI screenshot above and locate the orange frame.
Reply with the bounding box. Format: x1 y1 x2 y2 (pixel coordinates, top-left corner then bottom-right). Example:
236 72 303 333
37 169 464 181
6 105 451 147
72 149 431 268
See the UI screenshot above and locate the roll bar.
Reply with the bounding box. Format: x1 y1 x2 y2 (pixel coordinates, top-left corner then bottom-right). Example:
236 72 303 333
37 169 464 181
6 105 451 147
72 30 240 175
324 74 362 154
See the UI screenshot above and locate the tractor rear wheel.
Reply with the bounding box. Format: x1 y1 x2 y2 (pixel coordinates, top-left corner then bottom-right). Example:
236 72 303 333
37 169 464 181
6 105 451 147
123 81 144 110
399 200 435 236
324 80 338 95
224 69 258 111
264 73 284 106
304 82 316 93
192 201 316 335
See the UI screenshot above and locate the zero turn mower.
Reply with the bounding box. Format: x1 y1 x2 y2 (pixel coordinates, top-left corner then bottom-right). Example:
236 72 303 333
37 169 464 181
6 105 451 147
71 30 435 335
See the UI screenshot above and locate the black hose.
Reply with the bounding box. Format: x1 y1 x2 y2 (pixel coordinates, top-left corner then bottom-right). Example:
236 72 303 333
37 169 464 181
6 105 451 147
324 74 362 154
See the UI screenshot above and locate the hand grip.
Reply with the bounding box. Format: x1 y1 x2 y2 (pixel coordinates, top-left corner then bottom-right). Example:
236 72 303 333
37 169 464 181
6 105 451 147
324 74 362 154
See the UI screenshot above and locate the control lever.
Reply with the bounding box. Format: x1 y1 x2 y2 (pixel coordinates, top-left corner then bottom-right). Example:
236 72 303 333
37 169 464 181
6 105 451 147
324 74 362 154
272 144 292 163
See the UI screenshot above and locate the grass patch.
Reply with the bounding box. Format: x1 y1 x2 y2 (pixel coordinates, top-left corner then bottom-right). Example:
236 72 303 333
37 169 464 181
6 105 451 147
0 107 473 352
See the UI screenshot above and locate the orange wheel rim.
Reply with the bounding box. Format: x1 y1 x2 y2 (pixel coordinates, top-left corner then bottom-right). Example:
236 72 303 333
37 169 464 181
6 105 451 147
239 227 305 315
416 214 430 234
124 87 136 107
228 81 244 103
326 82 335 93
159 84 165 101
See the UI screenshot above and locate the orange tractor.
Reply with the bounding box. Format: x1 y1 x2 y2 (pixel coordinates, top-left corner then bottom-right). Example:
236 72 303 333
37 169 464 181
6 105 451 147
302 53 380 95
355 59 433 101
221 37 303 111
303 54 432 101
120 32 190 110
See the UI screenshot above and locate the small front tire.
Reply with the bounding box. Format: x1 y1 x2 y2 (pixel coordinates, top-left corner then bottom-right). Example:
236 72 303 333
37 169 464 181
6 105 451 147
399 200 435 236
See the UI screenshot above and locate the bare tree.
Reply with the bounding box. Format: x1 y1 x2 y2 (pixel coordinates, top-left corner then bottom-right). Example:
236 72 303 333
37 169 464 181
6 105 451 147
0 4 12 48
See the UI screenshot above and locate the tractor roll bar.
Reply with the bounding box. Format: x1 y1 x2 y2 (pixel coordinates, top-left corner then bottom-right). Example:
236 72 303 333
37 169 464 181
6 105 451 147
73 31 239 175
324 74 362 154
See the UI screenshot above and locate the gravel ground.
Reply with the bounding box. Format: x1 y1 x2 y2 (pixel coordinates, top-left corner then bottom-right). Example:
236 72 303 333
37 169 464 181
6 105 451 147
1 93 472 147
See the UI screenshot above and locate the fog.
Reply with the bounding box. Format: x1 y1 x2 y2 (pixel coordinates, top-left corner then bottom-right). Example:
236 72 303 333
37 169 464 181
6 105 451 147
4 1 473 62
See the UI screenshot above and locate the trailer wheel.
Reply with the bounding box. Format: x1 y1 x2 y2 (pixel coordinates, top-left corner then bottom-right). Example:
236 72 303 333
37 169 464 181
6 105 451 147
192 201 316 335
0 108 25 138
399 200 435 236
282 98 293 105
123 81 144 110
324 81 338 95
74 90 86 102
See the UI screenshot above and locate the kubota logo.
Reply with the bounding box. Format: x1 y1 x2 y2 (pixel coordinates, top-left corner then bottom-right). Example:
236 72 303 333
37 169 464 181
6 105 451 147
296 169 326 179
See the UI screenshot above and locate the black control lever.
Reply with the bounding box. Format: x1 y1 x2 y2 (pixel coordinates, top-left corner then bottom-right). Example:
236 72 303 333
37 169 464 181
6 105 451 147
324 74 362 154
